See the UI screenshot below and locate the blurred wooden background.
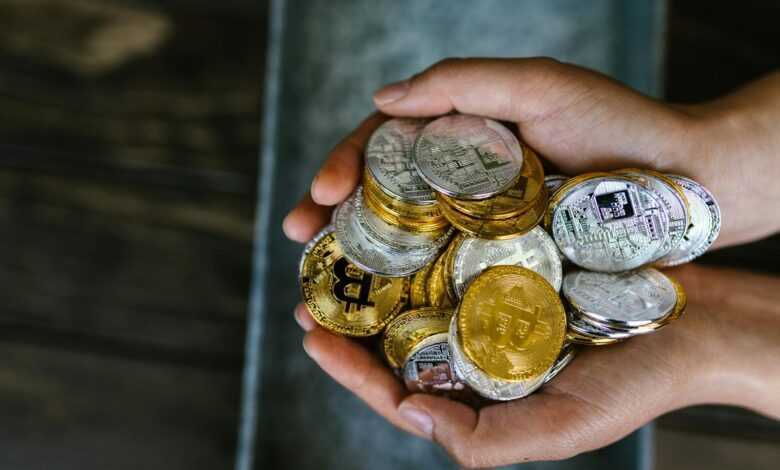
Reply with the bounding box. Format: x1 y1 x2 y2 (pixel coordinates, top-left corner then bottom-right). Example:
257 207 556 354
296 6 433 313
0 0 777 469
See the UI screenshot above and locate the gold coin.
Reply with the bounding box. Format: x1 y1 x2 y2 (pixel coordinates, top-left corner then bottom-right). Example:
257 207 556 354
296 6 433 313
439 146 545 219
410 260 435 308
382 307 454 369
363 187 449 233
364 168 443 219
426 247 453 308
439 186 548 239
300 230 409 336
459 265 566 381
442 235 463 303
565 330 622 346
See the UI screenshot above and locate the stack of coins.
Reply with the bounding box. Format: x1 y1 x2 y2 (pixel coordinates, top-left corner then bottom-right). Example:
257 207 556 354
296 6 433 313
413 115 548 239
298 111 722 405
562 268 687 346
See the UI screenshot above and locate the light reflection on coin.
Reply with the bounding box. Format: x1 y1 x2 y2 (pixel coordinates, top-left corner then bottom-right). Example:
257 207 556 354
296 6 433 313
544 174 569 194
452 227 562 298
299 227 409 336
656 175 721 267
382 307 453 369
414 115 524 200
403 333 471 397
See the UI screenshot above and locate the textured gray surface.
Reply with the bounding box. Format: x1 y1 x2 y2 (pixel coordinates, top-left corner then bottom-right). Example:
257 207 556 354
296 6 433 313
244 1 664 469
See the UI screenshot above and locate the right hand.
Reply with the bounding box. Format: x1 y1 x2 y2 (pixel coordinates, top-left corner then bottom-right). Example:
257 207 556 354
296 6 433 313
284 57 780 248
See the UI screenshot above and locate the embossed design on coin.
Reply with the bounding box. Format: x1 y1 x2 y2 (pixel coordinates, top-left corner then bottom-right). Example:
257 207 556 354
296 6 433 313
452 227 562 298
414 115 524 200
365 118 436 204
383 308 453 369
656 175 721 267
550 176 670 272
458 266 566 382
299 228 408 336
403 334 469 395
562 268 677 327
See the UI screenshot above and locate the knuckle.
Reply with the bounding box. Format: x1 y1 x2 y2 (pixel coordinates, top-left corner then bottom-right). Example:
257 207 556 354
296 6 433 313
425 57 465 80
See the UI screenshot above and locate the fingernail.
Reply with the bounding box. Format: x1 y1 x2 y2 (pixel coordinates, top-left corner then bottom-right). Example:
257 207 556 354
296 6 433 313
310 174 323 204
399 404 433 438
302 336 315 359
294 307 315 332
373 79 410 105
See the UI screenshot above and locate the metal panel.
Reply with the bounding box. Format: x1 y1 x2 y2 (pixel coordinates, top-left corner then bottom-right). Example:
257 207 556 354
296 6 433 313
242 1 665 469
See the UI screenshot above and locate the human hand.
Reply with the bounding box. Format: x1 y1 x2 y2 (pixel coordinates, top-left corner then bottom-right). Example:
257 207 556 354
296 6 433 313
283 58 780 248
294 264 780 467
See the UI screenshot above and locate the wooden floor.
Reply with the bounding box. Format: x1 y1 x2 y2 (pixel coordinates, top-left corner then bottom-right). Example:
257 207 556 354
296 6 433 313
0 1 777 469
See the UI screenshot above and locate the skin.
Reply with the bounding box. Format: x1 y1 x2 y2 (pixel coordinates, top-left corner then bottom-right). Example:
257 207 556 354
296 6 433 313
282 58 780 468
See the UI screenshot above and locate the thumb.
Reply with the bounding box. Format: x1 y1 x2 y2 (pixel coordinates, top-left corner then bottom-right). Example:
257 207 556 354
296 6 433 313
373 58 689 173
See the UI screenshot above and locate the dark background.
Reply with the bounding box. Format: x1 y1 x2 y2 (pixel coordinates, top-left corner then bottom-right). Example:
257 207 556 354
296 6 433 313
0 0 777 469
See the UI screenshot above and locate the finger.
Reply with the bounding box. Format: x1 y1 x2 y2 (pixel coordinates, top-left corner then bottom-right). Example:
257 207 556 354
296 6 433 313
282 192 332 243
373 58 687 173
311 113 387 206
302 327 425 438
293 303 317 332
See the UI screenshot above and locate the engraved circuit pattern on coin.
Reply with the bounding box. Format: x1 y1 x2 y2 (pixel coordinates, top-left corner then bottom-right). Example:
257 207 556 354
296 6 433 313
656 175 721 267
413 115 524 200
562 268 677 327
550 176 670 272
452 226 563 298
299 227 408 336
365 118 436 204
458 266 566 382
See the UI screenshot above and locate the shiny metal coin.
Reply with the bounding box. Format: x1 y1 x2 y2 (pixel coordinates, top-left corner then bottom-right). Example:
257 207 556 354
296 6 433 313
550 176 670 272
451 226 562 298
544 174 569 194
544 343 576 384
616 170 690 259
298 224 334 278
334 189 440 276
656 175 721 267
562 268 677 328
567 311 634 339
365 118 436 204
413 115 524 200
448 314 549 401
402 333 470 395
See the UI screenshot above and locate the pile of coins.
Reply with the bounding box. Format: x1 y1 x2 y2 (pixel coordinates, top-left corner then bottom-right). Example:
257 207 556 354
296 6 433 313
299 113 721 403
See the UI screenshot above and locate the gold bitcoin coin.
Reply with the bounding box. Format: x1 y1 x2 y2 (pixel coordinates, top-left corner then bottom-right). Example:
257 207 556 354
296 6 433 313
364 168 444 219
459 265 566 382
410 260 434 308
382 307 454 369
439 186 548 239
363 186 449 233
426 247 453 308
439 146 545 219
300 230 409 336
442 235 463 303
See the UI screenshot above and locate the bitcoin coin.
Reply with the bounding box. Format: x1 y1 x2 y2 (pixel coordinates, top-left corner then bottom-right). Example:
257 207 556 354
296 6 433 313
426 248 454 308
543 343 576 384
562 268 677 328
382 307 453 369
544 174 569 194
452 226 562 298
439 146 545 219
656 175 721 267
402 333 472 398
365 118 436 204
549 175 670 272
458 266 566 382
413 115 524 200
409 260 434 308
364 167 444 219
363 186 449 233
299 227 409 336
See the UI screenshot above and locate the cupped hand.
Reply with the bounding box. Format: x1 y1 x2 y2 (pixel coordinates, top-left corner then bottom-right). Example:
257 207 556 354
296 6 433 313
294 264 780 468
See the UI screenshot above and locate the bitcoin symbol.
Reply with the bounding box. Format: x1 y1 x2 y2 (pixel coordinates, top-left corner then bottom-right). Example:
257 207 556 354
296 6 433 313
332 257 374 312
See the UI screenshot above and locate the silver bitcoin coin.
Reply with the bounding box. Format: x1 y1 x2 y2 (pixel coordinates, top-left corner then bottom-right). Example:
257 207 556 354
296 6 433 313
402 333 469 394
334 189 440 276
413 115 524 200
656 175 721 267
550 176 670 272
448 315 548 401
451 226 563 298
544 174 569 194
618 171 690 259
365 118 436 204
543 343 576 384
562 268 677 328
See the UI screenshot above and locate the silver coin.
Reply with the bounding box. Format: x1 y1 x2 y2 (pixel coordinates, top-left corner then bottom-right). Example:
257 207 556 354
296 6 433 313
562 268 677 327
551 176 670 272
298 224 335 279
619 171 690 259
448 314 548 401
567 311 634 339
543 343 576 384
451 226 563 298
544 174 569 194
365 118 436 204
402 333 469 394
334 190 439 276
656 175 721 267
413 115 524 200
